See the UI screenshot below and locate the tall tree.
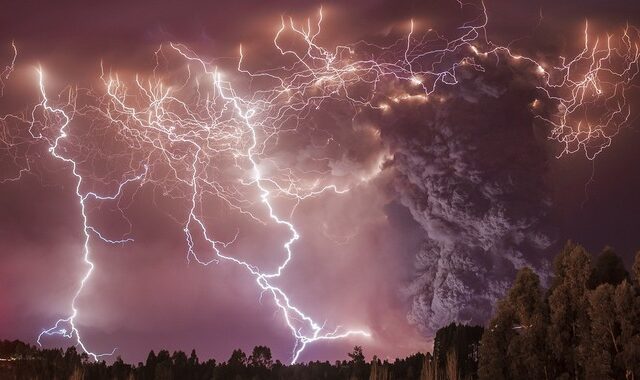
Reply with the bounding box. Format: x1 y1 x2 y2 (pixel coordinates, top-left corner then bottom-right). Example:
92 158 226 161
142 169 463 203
614 280 640 379
249 345 273 369
547 242 592 380
446 349 459 380
433 323 483 379
348 346 365 365
479 267 550 380
478 300 515 380
586 283 618 379
370 356 392 380
505 268 551 380
228 349 247 367
188 349 198 367
154 350 173 380
348 346 368 380
420 354 436 380
144 350 157 380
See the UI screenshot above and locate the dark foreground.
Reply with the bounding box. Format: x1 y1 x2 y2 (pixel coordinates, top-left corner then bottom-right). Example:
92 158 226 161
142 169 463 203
3 241 640 380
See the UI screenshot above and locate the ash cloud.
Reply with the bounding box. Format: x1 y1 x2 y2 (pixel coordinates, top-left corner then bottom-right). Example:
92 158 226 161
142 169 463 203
375 64 556 332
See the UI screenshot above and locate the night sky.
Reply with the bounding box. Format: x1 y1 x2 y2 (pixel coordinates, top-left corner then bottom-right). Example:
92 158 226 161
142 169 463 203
1 0 640 365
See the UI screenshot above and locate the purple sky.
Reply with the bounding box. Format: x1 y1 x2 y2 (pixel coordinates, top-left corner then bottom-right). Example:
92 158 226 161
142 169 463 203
1 0 640 365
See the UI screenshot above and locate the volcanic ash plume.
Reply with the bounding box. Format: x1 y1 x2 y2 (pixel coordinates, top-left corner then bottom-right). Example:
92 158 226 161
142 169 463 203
378 65 555 331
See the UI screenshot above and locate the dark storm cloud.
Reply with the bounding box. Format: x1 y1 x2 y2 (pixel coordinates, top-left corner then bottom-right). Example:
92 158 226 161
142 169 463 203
368 63 556 331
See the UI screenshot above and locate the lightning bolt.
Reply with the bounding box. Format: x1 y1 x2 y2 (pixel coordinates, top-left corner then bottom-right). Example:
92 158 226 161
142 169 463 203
0 40 17 96
32 68 146 360
465 17 640 160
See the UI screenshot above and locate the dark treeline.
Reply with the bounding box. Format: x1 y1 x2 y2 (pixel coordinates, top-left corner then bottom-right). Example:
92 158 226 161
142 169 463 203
3 241 640 380
0 324 483 380
0 340 447 380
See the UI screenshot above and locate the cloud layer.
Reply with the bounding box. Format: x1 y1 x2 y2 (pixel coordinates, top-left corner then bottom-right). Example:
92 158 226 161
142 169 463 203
372 65 555 331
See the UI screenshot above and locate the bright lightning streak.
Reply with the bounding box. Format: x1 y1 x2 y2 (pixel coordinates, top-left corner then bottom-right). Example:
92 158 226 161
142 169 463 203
467 19 640 159
0 41 17 96
538 23 640 159
32 68 146 360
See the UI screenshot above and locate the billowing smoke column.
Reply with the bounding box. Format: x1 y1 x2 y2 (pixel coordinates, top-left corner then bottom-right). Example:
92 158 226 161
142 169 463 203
376 65 554 331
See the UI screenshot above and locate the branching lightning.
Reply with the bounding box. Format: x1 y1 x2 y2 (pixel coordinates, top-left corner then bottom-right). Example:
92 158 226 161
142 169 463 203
0 41 17 96
466 15 640 159
1 1 639 364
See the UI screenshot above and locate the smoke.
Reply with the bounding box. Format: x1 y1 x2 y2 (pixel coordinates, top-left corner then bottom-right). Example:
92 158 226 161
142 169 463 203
374 63 555 332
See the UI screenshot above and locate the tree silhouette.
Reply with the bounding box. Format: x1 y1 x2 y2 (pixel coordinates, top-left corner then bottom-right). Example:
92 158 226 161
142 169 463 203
249 345 273 369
